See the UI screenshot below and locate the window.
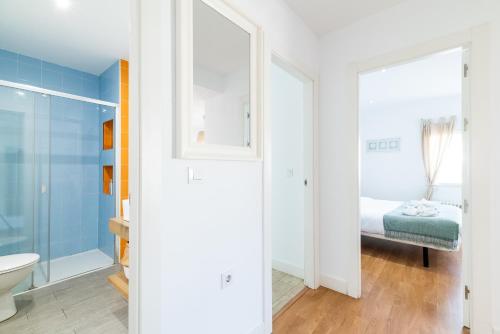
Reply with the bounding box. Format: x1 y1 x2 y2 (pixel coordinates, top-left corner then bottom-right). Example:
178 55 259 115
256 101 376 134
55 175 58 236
434 132 462 184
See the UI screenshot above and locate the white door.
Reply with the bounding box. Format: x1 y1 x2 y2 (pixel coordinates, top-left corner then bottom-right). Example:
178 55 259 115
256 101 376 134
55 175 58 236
461 47 471 329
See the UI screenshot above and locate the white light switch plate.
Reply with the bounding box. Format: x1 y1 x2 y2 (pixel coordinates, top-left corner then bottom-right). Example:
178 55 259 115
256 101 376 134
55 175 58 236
187 167 203 184
221 270 233 289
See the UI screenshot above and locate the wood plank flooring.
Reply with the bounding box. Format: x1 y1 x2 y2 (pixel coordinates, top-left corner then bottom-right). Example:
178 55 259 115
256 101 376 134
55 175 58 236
0 265 127 334
273 236 466 334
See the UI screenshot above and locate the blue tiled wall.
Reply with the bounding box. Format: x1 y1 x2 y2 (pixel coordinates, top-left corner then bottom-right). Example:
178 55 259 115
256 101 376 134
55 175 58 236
50 97 100 259
0 88 37 257
98 61 120 258
99 61 120 103
0 49 120 261
0 49 100 99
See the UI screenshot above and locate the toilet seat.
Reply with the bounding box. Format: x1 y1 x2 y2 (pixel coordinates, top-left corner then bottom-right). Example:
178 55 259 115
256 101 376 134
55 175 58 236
0 253 40 275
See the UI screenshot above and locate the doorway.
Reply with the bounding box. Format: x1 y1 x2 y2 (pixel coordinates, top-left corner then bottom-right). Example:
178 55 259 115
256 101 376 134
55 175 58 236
357 47 470 331
270 54 317 318
0 0 130 332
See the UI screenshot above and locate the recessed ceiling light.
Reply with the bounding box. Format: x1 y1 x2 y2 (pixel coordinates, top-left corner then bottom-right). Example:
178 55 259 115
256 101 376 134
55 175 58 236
16 91 25 97
381 68 387 73
54 0 71 10
369 100 375 104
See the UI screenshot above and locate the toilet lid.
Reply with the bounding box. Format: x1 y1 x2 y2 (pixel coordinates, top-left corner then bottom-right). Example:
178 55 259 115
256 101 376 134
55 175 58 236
0 253 40 274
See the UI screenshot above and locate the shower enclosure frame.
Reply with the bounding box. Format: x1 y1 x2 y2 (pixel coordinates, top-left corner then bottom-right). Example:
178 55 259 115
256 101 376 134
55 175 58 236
0 78 121 284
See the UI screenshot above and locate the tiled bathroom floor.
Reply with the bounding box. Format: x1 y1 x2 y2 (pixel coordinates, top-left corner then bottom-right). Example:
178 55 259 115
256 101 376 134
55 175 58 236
0 265 127 334
272 269 304 316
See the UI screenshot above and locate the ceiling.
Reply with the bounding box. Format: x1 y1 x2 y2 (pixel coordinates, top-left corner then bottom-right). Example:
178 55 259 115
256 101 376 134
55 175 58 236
0 0 129 75
284 0 407 35
359 48 463 108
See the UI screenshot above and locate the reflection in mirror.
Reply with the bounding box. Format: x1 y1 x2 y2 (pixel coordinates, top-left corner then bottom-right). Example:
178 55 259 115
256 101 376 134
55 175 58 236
192 0 251 147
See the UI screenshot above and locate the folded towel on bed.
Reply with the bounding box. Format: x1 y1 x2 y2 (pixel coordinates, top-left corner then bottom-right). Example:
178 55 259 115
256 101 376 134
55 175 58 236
383 203 461 249
401 205 438 217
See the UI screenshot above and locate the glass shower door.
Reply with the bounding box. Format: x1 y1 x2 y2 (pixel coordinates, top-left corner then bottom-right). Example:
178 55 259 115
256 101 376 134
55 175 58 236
0 86 51 292
33 93 51 287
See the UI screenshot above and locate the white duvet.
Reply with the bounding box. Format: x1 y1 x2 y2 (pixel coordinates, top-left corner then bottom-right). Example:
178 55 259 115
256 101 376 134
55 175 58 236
360 197 402 235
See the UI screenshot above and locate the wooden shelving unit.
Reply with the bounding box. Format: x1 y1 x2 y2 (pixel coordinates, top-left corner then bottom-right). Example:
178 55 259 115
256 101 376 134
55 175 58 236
108 271 129 299
108 217 129 300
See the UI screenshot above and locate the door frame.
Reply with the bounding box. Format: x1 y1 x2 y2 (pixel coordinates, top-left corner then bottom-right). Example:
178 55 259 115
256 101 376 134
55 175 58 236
348 25 492 331
356 45 471 325
128 0 139 332
263 51 320 330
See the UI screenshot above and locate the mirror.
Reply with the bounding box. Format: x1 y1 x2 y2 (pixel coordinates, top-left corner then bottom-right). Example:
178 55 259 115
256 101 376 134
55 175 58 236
192 0 250 147
176 0 262 160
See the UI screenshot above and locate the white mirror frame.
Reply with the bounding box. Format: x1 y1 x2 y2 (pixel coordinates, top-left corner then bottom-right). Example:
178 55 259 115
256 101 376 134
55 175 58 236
176 0 263 160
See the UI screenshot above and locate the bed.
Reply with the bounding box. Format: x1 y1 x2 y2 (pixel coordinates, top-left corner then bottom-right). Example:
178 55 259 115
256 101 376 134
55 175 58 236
360 197 462 267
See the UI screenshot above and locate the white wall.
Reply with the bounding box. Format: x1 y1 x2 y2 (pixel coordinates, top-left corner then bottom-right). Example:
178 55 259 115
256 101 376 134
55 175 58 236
318 0 500 332
204 69 248 146
360 96 462 203
271 63 305 278
136 1 319 333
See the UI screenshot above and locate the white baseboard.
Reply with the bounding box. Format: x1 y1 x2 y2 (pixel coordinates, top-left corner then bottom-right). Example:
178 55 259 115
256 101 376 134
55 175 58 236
247 323 266 334
320 273 348 295
272 259 304 279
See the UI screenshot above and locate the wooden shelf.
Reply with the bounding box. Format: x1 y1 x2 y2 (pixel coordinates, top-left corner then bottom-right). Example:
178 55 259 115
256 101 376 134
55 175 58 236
108 271 128 300
109 217 129 241
108 217 130 299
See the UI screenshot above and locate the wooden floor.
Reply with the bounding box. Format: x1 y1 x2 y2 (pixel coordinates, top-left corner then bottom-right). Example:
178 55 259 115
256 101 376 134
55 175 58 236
274 236 467 334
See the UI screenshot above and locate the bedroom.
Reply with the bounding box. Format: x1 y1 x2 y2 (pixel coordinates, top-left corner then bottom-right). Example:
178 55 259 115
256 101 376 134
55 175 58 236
359 47 466 331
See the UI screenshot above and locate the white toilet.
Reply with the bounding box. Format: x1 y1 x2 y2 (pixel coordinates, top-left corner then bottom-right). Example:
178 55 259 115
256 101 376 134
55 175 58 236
0 253 39 322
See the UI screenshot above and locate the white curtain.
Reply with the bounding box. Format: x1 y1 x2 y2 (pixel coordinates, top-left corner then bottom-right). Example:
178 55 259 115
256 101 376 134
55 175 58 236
421 116 456 200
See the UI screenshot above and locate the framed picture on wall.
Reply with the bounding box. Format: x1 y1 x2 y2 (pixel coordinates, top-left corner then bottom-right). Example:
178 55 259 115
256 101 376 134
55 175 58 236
366 137 401 153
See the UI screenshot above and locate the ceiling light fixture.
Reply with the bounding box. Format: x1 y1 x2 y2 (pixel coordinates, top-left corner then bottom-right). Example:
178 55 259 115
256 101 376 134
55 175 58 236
54 0 71 10
16 91 25 97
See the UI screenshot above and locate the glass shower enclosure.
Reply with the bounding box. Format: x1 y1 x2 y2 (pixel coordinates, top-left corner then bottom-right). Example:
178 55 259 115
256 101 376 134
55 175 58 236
0 83 118 293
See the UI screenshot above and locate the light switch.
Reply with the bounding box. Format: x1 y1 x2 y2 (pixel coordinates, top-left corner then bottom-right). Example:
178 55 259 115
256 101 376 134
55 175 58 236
187 167 203 184
221 270 233 289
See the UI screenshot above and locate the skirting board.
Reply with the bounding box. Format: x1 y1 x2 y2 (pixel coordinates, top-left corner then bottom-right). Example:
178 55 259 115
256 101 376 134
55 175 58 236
320 274 348 295
272 259 304 279
248 323 265 334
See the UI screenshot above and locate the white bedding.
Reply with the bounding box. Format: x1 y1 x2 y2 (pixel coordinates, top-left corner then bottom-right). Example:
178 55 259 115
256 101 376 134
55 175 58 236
360 197 402 235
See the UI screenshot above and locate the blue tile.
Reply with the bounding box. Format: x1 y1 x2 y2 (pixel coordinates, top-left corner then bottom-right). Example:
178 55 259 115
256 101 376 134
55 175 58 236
41 68 62 91
61 71 83 95
99 61 120 103
18 61 41 86
50 242 63 259
81 71 98 82
0 58 17 81
41 61 65 73
0 49 17 61
82 236 98 252
48 98 102 259
82 77 100 99
19 55 41 67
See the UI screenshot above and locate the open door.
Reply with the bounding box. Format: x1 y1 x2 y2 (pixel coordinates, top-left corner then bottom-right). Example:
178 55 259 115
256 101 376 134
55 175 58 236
461 47 471 329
